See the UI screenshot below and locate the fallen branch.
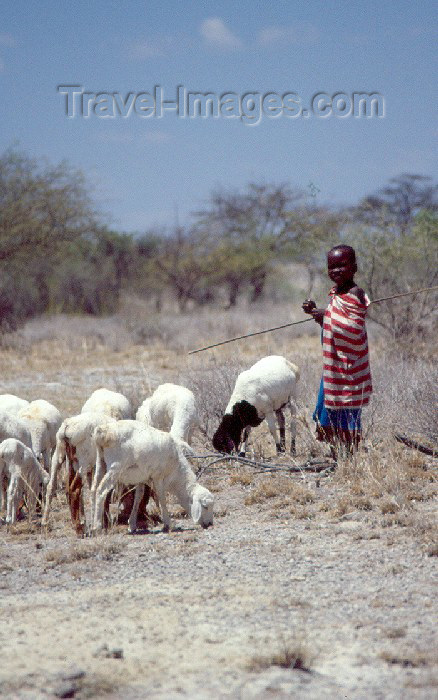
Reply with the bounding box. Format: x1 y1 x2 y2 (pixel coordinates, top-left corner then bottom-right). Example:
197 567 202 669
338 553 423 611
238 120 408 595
394 433 438 457
194 451 335 477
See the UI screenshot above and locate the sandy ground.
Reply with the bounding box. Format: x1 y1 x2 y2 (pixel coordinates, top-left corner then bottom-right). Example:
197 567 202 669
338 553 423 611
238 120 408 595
1 470 437 700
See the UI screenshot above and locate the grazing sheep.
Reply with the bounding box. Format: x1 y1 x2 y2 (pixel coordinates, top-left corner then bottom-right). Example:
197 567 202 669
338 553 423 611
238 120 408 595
136 383 199 444
0 394 30 415
42 412 117 536
0 438 49 525
81 388 132 420
212 355 299 456
93 421 214 534
18 399 62 472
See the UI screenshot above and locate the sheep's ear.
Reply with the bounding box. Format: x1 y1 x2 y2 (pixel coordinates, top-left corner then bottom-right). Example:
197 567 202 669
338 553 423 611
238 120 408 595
191 498 202 523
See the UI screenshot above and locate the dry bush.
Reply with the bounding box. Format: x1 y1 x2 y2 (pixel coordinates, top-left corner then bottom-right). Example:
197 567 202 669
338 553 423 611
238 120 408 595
365 351 438 445
247 635 313 673
184 355 246 439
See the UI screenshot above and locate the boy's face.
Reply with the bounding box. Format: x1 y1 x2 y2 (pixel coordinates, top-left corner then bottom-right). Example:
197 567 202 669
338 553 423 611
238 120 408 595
327 249 357 285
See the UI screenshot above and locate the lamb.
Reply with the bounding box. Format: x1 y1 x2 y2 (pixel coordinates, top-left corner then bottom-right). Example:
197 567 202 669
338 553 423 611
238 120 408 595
92 421 214 534
81 388 132 420
212 355 299 456
18 400 62 472
42 412 117 536
0 394 30 415
136 383 199 444
0 438 49 525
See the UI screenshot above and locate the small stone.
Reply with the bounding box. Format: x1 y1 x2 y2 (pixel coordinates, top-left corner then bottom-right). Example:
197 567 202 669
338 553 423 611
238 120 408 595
54 681 78 698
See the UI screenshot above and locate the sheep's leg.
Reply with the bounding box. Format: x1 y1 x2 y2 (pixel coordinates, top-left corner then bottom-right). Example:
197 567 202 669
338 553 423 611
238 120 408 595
275 408 286 453
155 484 171 532
42 451 63 526
265 412 280 452
93 468 119 532
90 448 106 527
239 427 251 457
6 475 19 525
127 484 145 534
68 468 84 537
288 399 297 455
26 474 37 523
0 472 6 515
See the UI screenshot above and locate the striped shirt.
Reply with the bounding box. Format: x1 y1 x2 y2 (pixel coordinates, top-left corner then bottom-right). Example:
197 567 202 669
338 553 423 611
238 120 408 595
322 287 372 409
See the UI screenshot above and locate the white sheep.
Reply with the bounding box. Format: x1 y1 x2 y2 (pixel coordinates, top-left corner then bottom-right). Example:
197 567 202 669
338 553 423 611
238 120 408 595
42 412 117 536
0 438 49 525
0 394 30 415
18 399 62 472
136 383 199 444
81 388 132 420
92 421 214 534
212 355 299 456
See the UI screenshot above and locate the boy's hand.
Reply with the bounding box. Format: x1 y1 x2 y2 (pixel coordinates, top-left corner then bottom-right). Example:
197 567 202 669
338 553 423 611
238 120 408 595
302 299 316 313
302 299 324 326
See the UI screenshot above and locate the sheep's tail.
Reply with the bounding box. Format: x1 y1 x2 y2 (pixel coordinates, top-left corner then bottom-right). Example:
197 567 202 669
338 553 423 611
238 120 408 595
286 359 300 380
92 423 117 449
174 438 195 459
52 426 67 467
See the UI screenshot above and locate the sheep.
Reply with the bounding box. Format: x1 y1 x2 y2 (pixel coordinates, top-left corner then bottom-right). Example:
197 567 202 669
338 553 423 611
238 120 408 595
18 399 62 473
0 394 30 415
0 409 33 448
92 421 214 534
212 355 299 456
136 383 199 444
81 388 132 420
42 412 117 536
0 438 49 525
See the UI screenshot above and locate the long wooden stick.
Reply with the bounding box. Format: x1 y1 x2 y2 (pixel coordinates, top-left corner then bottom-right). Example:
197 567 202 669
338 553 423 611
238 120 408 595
188 284 438 355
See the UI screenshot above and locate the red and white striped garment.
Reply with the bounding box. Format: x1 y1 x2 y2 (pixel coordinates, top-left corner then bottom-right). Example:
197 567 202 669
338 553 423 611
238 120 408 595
322 288 372 409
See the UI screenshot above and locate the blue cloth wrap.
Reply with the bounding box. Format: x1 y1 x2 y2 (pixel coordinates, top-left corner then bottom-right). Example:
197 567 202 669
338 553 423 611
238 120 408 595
313 377 362 432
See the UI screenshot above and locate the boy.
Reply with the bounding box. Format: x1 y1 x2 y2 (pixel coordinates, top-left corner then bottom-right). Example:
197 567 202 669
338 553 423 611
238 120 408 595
302 245 372 456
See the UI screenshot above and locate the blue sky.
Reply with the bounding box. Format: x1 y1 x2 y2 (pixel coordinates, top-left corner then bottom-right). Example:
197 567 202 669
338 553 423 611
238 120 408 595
1 0 436 232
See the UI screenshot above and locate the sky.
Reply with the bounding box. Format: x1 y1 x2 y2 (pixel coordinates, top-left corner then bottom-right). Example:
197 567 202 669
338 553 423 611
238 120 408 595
1 0 437 233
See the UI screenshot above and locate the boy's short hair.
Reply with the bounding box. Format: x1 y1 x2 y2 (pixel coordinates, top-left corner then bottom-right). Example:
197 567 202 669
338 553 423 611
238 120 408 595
328 244 356 263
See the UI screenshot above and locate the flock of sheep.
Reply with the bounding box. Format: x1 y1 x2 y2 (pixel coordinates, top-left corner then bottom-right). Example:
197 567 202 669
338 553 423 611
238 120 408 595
0 355 299 537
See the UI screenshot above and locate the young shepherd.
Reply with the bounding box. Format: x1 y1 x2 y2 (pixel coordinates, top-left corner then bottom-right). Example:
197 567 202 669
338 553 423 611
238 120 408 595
302 244 372 456
212 355 299 456
92 421 214 534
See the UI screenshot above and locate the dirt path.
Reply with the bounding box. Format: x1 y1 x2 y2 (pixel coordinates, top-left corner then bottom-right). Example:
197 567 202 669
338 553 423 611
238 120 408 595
1 475 436 700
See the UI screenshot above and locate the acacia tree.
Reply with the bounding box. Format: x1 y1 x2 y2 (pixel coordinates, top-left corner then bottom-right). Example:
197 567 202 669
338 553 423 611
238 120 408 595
196 183 304 304
152 226 215 311
0 148 97 261
0 148 119 326
356 173 438 233
351 209 438 339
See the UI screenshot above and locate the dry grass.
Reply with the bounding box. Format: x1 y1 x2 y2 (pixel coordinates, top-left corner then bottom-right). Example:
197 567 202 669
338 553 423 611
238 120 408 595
244 475 315 506
0 310 436 543
44 541 123 567
380 648 437 668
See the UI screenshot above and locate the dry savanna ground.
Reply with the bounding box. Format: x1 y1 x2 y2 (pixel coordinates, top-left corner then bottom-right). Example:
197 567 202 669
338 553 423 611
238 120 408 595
0 303 437 699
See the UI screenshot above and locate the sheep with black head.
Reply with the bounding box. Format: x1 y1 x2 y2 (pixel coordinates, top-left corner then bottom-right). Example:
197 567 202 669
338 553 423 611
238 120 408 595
212 355 299 456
